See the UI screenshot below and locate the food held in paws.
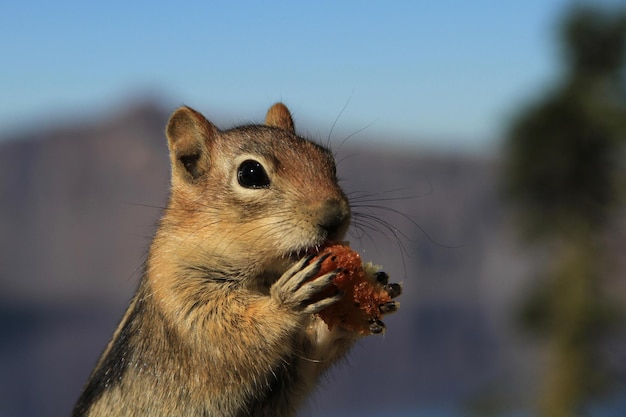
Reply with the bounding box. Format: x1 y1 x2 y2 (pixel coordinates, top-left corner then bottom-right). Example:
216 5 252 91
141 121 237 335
311 243 400 335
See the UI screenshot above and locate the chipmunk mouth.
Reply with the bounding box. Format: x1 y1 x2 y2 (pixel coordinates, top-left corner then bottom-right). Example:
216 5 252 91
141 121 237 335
283 222 350 264
286 239 348 262
286 242 324 262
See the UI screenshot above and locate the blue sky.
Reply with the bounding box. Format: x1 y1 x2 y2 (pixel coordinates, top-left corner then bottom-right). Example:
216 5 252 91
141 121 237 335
0 0 614 149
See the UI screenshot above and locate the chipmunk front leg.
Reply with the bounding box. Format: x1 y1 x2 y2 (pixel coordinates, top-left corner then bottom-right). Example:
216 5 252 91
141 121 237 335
269 255 361 384
270 254 342 316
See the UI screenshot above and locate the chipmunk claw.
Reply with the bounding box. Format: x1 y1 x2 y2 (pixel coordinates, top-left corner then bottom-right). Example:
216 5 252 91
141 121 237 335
271 254 340 314
379 301 399 314
368 276 402 334
375 271 389 284
368 318 386 334
383 283 402 299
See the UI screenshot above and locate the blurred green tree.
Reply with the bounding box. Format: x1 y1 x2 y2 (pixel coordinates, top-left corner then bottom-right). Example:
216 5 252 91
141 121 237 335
504 4 626 417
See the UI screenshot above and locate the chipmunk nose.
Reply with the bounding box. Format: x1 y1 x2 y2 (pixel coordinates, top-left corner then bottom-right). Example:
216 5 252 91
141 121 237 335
317 198 350 238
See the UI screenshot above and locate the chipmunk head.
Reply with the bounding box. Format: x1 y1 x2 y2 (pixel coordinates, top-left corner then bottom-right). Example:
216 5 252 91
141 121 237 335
162 103 350 278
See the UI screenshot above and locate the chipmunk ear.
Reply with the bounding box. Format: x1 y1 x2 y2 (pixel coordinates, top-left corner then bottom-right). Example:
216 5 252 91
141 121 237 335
166 106 217 182
265 103 295 133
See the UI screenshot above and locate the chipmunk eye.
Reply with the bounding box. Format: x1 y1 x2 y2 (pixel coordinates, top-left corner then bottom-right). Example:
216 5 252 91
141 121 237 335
237 160 270 189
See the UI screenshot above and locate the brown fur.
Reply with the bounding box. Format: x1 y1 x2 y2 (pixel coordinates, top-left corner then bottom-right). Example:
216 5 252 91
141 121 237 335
72 103 395 417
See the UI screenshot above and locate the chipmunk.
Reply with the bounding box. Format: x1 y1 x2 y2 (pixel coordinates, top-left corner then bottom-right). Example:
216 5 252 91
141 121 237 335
72 103 401 417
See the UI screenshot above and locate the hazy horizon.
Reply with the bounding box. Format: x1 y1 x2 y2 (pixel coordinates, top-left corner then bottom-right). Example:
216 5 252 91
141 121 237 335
6 0 620 151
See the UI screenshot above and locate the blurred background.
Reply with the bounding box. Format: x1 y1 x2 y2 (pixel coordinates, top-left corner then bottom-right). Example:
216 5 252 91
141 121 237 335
1 1 625 416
